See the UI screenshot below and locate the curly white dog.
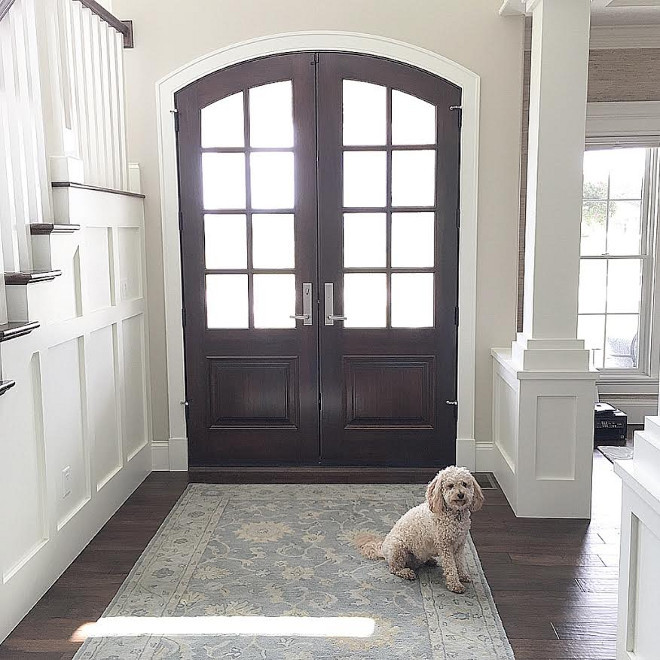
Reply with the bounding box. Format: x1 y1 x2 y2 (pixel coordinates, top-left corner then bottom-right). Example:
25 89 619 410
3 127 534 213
356 466 484 593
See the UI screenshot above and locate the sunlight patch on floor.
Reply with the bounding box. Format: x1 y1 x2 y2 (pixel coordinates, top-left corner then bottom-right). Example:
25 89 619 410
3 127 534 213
71 615 376 641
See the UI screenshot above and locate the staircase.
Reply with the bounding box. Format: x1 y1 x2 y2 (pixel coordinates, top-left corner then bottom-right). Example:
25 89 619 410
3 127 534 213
0 0 151 644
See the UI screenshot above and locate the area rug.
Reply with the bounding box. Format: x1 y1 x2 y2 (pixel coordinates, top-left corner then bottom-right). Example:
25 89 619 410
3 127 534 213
74 484 515 660
598 445 634 463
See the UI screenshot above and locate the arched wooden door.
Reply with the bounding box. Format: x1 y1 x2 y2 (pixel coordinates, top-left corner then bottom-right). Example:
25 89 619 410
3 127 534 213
176 52 461 471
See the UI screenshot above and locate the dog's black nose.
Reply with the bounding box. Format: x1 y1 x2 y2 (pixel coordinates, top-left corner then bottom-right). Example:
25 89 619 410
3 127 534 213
457 492 464 499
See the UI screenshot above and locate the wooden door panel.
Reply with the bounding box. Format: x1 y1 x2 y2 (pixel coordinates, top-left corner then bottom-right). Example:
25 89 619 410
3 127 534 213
344 356 435 429
209 357 299 429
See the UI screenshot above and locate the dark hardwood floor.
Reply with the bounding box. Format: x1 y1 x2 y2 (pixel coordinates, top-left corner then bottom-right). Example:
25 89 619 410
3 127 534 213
0 453 621 659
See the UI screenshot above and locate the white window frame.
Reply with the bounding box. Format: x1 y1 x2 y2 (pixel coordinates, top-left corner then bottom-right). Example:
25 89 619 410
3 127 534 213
585 102 660 389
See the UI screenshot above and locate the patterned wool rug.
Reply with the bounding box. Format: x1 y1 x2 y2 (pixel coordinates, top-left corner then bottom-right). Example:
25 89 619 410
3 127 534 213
74 484 514 660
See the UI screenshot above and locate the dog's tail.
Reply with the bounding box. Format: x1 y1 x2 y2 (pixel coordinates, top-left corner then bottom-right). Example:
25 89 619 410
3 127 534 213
355 532 384 560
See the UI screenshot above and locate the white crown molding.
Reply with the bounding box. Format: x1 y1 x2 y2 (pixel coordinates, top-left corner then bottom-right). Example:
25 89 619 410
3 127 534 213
523 22 660 50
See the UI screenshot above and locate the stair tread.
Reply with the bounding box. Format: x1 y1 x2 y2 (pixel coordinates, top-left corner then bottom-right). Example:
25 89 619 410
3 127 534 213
4 270 62 285
0 321 40 342
30 223 81 234
0 380 16 396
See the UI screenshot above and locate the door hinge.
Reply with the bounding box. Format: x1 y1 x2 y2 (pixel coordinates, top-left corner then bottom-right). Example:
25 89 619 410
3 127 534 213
172 108 180 132
319 392 323 411
455 207 460 229
182 307 186 328
454 306 459 326
178 210 184 232
310 52 319 66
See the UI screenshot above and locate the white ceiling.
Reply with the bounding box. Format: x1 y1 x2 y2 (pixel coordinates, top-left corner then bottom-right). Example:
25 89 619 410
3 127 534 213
591 0 660 25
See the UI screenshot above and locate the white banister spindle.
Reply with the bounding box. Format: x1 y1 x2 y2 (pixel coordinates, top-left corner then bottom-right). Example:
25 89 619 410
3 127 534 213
0 6 33 270
114 29 128 189
69 0 92 185
0 0 132 290
89 13 108 185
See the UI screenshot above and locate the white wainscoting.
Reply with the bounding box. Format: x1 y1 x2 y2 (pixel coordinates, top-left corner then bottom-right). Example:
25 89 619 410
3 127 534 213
0 186 150 643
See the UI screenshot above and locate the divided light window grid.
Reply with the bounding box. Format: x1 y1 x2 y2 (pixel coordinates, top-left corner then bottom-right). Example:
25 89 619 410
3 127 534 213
578 147 659 372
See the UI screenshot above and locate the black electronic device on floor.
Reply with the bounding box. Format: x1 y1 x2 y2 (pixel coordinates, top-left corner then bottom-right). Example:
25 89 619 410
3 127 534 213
594 402 627 445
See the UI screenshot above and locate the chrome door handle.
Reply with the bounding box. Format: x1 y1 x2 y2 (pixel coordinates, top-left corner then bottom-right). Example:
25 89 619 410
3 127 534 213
290 283 313 326
324 283 347 325
445 400 458 406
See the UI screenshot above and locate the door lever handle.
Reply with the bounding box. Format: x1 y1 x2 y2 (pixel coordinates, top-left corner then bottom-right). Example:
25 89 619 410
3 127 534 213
290 314 310 320
445 400 458 406
327 314 347 321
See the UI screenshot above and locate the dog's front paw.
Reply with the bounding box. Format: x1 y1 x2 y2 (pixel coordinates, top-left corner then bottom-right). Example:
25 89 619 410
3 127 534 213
459 573 472 583
447 581 466 594
393 568 417 581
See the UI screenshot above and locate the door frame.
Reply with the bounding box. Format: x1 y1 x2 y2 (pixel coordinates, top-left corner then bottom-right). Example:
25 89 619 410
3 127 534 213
155 31 480 472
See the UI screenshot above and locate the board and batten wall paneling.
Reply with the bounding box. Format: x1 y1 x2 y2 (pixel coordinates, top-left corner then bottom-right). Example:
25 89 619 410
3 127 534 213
517 48 660 333
0 187 150 644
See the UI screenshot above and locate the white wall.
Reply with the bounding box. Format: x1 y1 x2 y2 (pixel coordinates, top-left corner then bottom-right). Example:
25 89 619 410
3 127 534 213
113 0 525 456
0 187 151 642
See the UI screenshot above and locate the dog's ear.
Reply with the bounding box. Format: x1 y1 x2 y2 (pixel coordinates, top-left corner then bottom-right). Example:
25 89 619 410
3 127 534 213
470 474 484 512
426 471 446 514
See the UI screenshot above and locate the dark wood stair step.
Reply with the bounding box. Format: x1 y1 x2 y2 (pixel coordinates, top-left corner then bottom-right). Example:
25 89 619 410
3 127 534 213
30 223 81 235
0 321 40 342
0 380 16 396
4 270 62 285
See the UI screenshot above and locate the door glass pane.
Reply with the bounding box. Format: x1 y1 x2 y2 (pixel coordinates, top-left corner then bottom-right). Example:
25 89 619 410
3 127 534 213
608 201 641 255
391 273 433 327
343 152 386 208
392 90 436 145
581 201 607 256
343 80 386 146
206 274 248 328
609 148 645 199
343 213 386 267
344 273 386 328
201 92 244 148
578 314 605 369
250 152 294 209
583 151 609 200
391 150 435 207
252 214 295 269
253 274 296 328
605 314 639 368
204 214 247 269
578 260 606 314
249 81 294 148
391 212 434 267
607 259 641 313
202 153 246 210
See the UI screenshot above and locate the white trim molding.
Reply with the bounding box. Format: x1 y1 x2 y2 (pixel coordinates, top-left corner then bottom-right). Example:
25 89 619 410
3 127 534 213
155 32 480 472
586 101 660 145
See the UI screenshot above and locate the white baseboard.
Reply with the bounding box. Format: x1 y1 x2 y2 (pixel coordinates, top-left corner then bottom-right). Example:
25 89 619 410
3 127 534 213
152 438 188 471
475 441 495 472
151 440 170 471
456 437 476 470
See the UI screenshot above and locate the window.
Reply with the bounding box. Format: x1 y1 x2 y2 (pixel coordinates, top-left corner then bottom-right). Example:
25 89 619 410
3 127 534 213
578 147 659 372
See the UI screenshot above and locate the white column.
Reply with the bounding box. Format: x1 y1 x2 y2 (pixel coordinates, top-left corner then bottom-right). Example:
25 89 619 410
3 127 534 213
492 0 597 518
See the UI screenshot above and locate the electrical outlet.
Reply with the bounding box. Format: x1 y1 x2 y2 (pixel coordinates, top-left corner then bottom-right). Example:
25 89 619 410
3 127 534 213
62 466 72 498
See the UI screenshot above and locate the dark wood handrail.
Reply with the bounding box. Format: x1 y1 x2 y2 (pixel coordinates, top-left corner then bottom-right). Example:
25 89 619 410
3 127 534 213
0 0 133 48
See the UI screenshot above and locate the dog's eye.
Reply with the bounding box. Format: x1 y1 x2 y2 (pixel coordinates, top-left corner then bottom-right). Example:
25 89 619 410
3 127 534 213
446 483 453 488
462 481 467 487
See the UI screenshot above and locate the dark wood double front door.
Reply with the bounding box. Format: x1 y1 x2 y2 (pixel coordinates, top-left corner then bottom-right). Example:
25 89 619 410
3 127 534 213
176 52 461 470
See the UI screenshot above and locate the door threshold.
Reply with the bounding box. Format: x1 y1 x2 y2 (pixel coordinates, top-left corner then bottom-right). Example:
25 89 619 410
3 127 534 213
188 466 440 484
